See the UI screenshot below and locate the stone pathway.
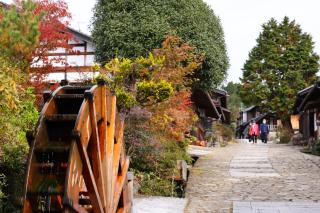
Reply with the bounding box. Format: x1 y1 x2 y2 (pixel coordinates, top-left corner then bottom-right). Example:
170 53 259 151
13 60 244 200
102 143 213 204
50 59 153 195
230 143 279 178
133 197 187 213
185 140 320 213
233 201 320 213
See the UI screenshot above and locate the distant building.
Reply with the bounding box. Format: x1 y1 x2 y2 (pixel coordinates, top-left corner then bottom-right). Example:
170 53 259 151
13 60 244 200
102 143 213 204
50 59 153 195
293 82 320 145
0 1 96 82
191 89 231 144
34 27 96 82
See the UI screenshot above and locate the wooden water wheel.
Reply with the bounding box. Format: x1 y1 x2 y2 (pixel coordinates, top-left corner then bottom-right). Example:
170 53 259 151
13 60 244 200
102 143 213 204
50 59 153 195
22 81 132 213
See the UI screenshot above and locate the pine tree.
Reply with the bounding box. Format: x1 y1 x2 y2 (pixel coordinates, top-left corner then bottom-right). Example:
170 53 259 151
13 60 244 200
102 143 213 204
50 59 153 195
240 17 319 127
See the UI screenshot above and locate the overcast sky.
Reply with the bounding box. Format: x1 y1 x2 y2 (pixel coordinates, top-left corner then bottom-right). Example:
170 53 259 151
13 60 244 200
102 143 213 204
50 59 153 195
3 0 320 83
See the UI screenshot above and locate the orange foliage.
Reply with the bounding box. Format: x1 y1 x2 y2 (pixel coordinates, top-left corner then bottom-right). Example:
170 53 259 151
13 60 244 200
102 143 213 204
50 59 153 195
152 35 203 87
30 0 72 87
146 35 202 142
149 90 197 141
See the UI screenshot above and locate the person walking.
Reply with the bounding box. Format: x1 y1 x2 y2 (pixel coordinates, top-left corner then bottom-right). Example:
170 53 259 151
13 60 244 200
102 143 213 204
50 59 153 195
260 119 269 143
249 120 259 144
248 121 253 142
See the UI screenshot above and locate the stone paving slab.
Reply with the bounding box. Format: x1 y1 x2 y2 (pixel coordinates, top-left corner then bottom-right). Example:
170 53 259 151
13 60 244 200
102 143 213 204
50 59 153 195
187 145 214 157
134 196 186 213
233 202 320 213
229 143 279 178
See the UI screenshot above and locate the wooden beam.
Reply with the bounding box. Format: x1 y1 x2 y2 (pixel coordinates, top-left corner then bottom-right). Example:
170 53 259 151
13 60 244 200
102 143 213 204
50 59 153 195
112 118 125 196
48 66 94 73
112 157 130 213
86 89 107 211
98 82 107 158
44 51 95 57
73 130 104 213
106 94 117 211
97 83 109 209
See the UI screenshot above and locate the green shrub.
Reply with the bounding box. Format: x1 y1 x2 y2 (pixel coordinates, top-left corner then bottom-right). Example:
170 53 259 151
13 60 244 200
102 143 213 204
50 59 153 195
137 80 173 105
279 128 292 144
315 140 320 155
135 171 175 197
0 87 38 212
124 110 190 196
214 123 234 142
115 89 136 110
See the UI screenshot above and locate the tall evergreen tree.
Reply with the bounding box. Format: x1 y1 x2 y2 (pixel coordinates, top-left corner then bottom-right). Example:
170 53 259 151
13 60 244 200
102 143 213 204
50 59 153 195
222 82 242 123
240 17 319 127
92 0 229 90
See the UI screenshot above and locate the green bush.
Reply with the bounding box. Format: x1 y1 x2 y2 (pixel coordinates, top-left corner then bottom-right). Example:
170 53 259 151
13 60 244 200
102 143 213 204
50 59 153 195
136 80 173 105
124 110 190 196
279 128 292 144
214 123 234 142
115 89 136 110
135 171 175 197
315 140 320 155
0 87 38 212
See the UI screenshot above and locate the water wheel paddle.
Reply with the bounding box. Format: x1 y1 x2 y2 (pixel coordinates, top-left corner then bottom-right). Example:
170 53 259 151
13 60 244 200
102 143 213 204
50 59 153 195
22 82 132 213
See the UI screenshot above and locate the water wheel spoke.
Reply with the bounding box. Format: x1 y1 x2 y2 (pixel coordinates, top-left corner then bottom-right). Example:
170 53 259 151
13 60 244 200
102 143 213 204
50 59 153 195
112 157 130 213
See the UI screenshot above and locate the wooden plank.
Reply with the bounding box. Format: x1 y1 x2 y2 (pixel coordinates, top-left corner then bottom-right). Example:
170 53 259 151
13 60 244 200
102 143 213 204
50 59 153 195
174 160 188 181
116 204 131 213
99 84 107 158
64 142 84 210
32 66 95 73
127 173 134 213
74 130 104 213
112 157 130 213
43 51 95 56
75 101 91 148
106 94 117 211
87 89 107 211
112 118 125 200
98 84 108 209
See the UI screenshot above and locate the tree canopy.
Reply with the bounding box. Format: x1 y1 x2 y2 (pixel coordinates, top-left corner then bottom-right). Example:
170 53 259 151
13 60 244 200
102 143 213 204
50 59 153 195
222 82 242 123
240 17 319 124
92 0 229 90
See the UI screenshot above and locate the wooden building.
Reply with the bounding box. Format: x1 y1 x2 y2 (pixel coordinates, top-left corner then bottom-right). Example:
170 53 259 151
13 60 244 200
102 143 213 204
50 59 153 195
293 82 320 144
0 1 96 82
33 27 96 82
191 89 231 144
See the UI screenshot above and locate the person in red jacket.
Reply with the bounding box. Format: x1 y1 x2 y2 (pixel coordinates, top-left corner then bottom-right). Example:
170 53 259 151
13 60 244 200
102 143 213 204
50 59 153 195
249 120 259 144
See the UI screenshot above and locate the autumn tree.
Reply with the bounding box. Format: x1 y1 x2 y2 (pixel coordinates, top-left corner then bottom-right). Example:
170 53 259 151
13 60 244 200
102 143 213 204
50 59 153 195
96 35 201 195
240 17 319 127
31 0 73 90
0 1 39 211
92 0 229 90
0 0 40 71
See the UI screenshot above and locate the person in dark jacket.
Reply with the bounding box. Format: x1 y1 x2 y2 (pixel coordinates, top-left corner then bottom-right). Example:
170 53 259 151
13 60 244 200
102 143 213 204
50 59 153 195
260 119 269 143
